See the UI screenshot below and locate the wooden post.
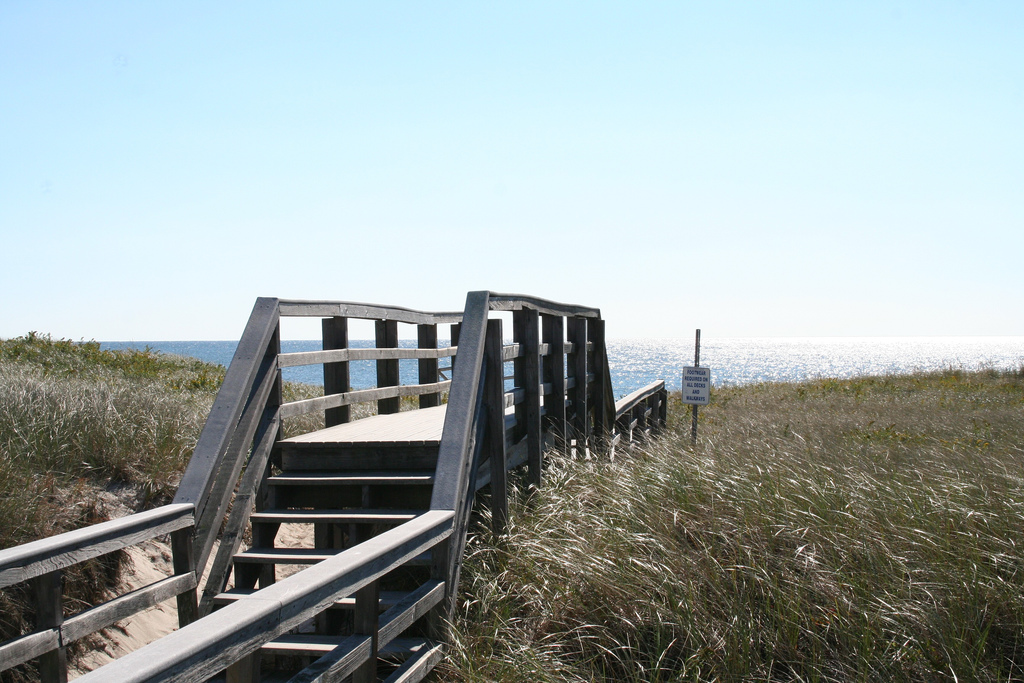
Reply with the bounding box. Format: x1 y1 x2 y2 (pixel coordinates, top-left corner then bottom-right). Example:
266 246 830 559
566 317 588 454
33 570 66 683
260 325 283 590
484 319 508 535
418 323 440 408
352 579 380 683
428 536 451 640
541 314 566 451
692 329 701 445
449 323 461 372
513 308 542 488
322 316 350 426
226 653 260 683
588 319 611 449
170 528 199 628
375 320 400 414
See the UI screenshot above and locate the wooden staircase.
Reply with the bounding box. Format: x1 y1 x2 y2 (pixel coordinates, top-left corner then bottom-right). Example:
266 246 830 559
214 406 450 682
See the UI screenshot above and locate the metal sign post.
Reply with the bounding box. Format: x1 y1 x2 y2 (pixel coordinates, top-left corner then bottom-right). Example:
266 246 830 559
682 329 710 445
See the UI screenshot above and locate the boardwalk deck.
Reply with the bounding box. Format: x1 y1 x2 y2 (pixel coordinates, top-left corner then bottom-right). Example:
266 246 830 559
281 405 447 447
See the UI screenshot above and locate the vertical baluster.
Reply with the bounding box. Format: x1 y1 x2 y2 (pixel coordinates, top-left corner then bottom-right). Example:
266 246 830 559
33 570 66 683
375 320 400 414
323 316 350 426
171 527 198 628
513 308 541 488
566 317 588 455
588 318 611 449
352 579 380 683
450 322 461 373
418 323 439 408
542 314 566 451
484 319 508 534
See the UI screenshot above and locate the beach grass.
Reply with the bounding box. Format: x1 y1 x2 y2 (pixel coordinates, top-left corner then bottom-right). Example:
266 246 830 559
443 368 1024 682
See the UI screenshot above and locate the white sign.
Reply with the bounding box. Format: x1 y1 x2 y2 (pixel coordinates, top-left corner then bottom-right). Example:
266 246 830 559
682 366 711 405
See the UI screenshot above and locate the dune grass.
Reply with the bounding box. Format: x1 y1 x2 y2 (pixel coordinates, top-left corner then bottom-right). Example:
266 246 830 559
444 368 1024 682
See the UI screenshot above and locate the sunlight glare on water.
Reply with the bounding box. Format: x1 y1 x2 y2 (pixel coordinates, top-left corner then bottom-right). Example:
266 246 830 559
608 337 1024 397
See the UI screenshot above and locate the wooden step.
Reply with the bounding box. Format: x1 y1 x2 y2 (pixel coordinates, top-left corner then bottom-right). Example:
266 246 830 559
383 641 445 683
249 509 426 525
268 471 435 486
280 446 439 472
212 588 409 610
261 635 436 658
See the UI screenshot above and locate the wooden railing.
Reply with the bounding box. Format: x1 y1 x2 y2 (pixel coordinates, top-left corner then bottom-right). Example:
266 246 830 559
1 291 670 682
0 505 198 682
612 380 669 453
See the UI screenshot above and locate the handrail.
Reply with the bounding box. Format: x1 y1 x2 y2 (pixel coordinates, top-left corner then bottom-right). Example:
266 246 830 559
487 292 601 318
611 379 668 452
278 299 463 324
0 504 194 589
0 504 198 678
614 380 666 419
173 297 280 519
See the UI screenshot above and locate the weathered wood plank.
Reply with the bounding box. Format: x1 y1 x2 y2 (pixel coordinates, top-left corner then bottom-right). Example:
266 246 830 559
381 642 444 683
429 292 489 619
278 300 462 325
487 293 600 318
430 292 487 512
283 635 372 683
502 344 521 362
279 382 451 419
0 627 59 672
280 346 457 368
0 505 194 589
377 580 445 646
60 573 197 645
198 409 281 615
192 330 281 576
174 297 279 511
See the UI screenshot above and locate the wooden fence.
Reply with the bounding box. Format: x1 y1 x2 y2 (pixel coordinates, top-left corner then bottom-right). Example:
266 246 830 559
0 291 668 682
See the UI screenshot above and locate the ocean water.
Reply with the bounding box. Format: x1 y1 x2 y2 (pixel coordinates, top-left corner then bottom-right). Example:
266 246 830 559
100 337 1024 399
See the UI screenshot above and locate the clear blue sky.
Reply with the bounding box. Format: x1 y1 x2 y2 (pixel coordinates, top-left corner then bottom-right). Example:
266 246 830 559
2 2 1021 340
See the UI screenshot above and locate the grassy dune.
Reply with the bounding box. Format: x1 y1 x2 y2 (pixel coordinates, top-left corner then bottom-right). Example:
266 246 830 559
445 369 1024 682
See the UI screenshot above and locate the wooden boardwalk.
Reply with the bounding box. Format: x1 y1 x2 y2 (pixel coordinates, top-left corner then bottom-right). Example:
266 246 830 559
0 292 668 683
